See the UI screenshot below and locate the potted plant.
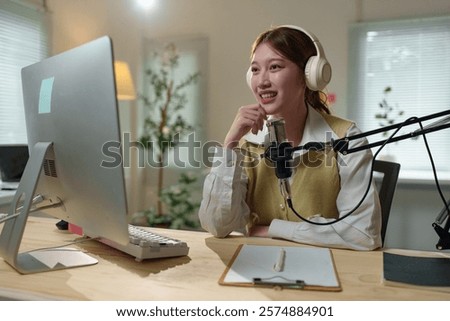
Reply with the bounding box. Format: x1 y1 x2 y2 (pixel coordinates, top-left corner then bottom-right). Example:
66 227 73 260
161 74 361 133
374 86 405 161
375 86 404 137
133 43 201 229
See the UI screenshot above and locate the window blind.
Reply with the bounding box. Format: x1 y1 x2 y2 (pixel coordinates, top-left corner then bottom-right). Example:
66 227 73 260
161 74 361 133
348 16 450 175
0 0 49 144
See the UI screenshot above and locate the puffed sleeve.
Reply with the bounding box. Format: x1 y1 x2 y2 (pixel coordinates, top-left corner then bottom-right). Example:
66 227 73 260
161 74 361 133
198 146 251 237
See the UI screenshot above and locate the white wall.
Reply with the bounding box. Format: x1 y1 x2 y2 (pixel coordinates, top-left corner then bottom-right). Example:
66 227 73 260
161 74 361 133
46 0 450 141
45 0 450 251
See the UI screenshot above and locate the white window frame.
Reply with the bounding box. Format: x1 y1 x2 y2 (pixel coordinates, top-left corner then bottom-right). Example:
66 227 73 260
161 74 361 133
348 16 450 184
0 0 49 145
139 36 208 170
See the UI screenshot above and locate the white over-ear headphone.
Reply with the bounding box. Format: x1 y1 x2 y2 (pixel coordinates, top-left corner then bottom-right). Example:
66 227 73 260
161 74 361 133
246 25 332 91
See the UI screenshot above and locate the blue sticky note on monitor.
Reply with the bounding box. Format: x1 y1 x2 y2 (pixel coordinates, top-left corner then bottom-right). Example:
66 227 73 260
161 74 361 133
38 77 54 114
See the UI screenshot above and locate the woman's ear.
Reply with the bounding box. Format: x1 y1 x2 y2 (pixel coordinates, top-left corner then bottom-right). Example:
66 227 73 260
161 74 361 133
246 67 252 89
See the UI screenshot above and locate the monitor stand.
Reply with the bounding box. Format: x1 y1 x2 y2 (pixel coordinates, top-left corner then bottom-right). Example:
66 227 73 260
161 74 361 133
0 142 98 274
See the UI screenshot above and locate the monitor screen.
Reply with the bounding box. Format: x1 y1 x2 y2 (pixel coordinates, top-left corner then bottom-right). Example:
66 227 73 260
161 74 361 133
0 145 28 183
0 36 130 273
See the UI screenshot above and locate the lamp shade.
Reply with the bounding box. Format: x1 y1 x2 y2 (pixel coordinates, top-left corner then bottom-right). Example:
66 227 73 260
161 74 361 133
114 61 136 101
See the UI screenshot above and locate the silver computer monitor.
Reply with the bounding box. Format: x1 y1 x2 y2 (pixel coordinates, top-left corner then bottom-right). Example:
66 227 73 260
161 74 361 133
0 36 129 273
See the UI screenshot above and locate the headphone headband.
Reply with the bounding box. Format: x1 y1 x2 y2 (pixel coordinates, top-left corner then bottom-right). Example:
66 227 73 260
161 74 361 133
279 25 325 57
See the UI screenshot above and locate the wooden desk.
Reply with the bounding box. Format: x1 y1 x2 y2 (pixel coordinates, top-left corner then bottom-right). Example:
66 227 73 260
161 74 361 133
0 216 449 300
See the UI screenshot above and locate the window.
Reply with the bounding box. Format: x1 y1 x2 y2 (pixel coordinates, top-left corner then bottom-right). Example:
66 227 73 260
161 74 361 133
140 36 208 169
348 16 450 178
0 0 49 144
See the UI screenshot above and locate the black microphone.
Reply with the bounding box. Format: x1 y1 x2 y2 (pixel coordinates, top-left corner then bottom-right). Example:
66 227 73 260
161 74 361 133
264 118 293 201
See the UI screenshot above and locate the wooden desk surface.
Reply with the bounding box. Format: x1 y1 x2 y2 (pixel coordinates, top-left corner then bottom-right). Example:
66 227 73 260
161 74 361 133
0 216 449 300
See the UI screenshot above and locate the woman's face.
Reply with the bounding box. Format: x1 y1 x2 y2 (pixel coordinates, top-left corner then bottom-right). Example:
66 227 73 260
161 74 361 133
249 42 305 117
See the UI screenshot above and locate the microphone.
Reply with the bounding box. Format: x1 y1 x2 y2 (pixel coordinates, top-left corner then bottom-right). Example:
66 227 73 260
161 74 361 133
264 118 293 202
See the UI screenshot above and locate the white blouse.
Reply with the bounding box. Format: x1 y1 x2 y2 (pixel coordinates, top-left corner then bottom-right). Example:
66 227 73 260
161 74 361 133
198 107 382 251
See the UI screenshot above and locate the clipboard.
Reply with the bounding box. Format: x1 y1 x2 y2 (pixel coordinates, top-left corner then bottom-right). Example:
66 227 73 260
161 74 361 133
219 244 341 291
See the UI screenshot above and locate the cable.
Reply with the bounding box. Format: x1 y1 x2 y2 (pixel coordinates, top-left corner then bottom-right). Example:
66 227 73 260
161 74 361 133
415 119 450 240
0 194 63 225
21 236 100 255
0 213 20 224
418 121 450 216
405 118 450 249
287 115 450 227
286 117 413 226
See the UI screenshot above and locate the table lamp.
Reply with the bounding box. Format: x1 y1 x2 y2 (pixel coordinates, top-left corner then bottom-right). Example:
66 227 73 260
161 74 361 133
114 60 136 100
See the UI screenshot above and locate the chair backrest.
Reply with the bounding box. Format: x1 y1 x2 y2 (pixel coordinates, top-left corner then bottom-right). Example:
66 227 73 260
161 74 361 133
373 160 401 246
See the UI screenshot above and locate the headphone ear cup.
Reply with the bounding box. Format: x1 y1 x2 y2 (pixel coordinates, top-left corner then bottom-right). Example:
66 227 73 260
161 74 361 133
304 55 332 91
246 67 252 88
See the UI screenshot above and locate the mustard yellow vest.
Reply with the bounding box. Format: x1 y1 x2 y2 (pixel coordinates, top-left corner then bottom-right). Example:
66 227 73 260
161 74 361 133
241 112 352 225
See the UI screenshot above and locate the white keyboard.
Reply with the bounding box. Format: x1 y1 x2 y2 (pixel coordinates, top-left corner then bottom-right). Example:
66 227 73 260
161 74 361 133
0 214 190 262
97 224 190 262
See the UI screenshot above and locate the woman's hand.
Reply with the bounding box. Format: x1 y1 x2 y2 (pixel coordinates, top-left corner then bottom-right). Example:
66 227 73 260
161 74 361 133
249 225 269 237
223 104 267 149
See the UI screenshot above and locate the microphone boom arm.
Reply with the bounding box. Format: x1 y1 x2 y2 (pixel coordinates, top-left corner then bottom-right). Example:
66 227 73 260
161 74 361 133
336 110 450 155
289 108 450 250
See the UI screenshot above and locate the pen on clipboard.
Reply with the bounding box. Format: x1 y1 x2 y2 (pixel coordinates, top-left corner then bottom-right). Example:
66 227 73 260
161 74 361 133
273 248 285 272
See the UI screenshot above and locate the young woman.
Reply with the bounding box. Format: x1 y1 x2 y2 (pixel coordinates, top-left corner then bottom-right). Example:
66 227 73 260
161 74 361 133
198 25 382 250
